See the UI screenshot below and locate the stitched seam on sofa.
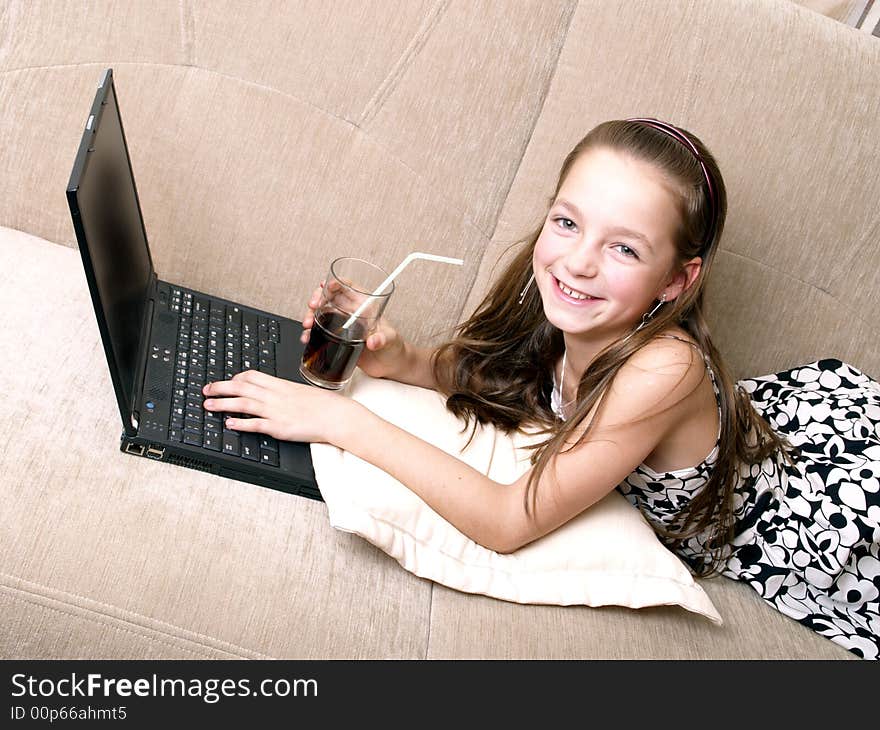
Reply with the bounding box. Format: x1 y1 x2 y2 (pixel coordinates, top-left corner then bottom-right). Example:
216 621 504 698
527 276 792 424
0 587 227 659
723 249 875 331
0 62 493 243
361 515 707 591
834 209 880 301
357 0 449 128
0 224 72 251
672 1 706 124
423 583 434 661
0 572 270 659
0 62 361 128
484 1 578 246
178 0 195 65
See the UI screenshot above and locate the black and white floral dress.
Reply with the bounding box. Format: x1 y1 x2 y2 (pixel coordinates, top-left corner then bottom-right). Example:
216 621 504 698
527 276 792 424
555 349 880 659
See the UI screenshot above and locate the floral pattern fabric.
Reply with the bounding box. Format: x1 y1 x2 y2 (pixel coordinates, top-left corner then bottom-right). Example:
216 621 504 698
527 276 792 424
617 358 880 660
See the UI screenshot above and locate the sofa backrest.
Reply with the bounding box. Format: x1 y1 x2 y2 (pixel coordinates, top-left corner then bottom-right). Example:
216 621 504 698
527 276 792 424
466 0 880 380
1 0 878 379
0 0 574 351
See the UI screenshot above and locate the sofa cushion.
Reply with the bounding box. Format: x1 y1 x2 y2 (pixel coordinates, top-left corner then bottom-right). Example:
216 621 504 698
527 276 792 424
0 1 576 353
424 574 856 659
0 227 432 659
312 373 722 624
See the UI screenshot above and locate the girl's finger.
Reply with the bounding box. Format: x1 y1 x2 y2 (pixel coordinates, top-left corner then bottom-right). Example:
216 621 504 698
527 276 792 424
306 282 324 310
233 368 299 395
367 332 384 350
202 395 264 416
231 369 282 388
202 379 264 401
224 416 270 433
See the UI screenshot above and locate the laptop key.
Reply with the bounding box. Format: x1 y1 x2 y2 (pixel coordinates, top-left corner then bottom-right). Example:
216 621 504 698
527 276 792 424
202 432 221 451
222 431 240 456
168 428 183 443
240 433 260 461
226 306 242 328
183 430 202 447
259 435 278 452
260 448 279 467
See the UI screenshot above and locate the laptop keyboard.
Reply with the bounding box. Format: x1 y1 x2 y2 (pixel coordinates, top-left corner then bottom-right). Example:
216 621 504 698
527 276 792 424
165 287 281 466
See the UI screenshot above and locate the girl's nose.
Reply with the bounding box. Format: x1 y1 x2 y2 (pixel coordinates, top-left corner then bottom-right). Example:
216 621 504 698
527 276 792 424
565 240 600 278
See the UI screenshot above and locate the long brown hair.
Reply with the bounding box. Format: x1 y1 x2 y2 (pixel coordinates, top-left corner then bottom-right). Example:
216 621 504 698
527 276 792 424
431 120 791 575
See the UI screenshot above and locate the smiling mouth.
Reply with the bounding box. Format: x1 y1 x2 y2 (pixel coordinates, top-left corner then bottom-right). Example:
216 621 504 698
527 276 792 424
553 275 599 301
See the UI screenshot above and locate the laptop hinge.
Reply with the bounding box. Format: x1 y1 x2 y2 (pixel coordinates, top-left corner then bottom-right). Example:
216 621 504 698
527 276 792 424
129 273 159 435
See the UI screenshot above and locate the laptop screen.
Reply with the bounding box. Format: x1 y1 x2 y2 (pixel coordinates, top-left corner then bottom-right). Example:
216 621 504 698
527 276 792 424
67 71 154 430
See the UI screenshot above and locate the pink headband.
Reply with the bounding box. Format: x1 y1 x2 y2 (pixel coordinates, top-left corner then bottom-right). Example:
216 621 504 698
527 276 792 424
625 117 718 253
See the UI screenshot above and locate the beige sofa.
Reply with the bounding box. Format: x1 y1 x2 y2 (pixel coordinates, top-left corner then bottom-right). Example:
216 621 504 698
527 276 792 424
2 0 878 660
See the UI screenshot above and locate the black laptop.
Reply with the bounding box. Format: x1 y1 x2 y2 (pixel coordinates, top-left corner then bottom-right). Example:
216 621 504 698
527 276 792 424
66 68 321 501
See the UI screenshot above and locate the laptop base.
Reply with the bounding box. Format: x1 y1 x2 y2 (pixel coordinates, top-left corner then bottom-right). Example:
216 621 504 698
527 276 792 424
120 433 324 501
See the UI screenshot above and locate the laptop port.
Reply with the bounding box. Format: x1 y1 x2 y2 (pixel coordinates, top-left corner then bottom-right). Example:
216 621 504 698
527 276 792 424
146 446 165 460
125 442 146 456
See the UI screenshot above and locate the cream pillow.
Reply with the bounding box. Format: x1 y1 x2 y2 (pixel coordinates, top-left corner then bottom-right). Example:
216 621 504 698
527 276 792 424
311 371 722 624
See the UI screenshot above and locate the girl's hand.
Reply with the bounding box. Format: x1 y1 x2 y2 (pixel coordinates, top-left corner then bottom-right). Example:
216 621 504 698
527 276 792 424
352 317 407 379
202 370 352 444
300 281 407 380
298 280 333 346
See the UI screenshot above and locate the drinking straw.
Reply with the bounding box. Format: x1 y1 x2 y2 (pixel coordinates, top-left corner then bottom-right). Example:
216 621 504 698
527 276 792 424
342 252 464 329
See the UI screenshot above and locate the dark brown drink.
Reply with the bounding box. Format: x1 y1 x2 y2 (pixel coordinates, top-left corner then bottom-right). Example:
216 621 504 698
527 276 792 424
300 310 368 389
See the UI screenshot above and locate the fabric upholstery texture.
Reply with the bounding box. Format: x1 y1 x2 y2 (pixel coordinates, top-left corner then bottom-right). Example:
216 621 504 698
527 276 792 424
0 229 431 659
1 0 874 659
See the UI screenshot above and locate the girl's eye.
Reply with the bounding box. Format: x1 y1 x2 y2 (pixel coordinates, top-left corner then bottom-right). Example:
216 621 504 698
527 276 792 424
613 243 639 259
553 216 577 232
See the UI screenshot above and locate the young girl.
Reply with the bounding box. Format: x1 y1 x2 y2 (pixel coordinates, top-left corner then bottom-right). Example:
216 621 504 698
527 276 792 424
202 119 880 660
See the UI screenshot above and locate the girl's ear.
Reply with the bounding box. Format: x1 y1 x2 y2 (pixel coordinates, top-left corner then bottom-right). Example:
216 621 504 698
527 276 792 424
662 257 702 302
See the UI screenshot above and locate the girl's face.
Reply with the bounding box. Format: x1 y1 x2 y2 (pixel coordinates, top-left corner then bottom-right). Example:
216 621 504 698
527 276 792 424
533 146 698 344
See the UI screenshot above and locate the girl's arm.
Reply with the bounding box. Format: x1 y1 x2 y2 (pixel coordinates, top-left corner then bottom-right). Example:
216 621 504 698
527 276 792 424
336 339 709 551
388 342 443 390
204 339 709 553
